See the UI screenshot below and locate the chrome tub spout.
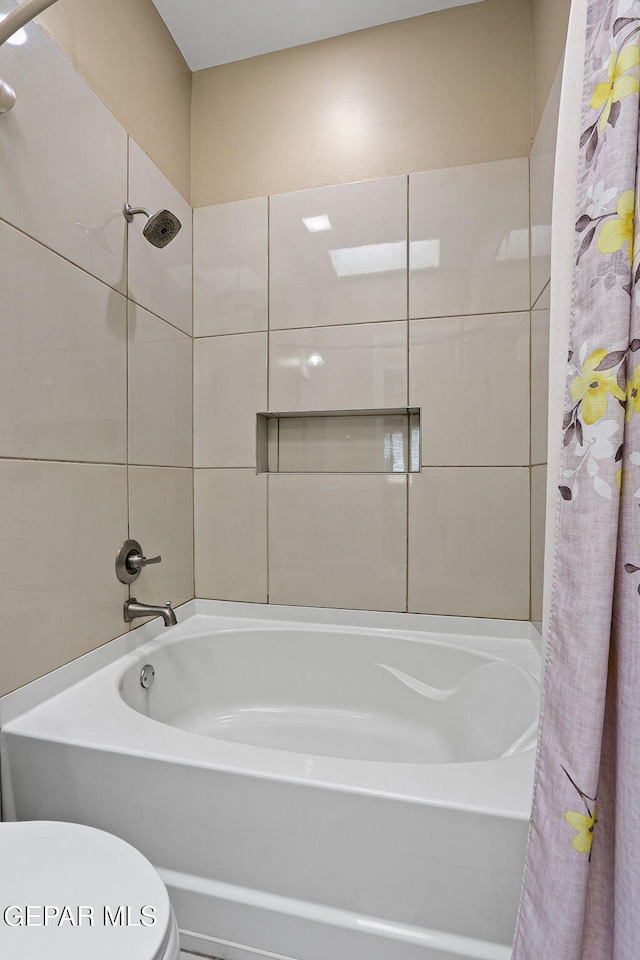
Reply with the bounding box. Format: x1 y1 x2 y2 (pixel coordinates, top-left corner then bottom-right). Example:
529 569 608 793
123 598 177 627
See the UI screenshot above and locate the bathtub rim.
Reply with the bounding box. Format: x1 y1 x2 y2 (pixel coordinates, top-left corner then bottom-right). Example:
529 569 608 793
1 602 540 821
0 599 542 724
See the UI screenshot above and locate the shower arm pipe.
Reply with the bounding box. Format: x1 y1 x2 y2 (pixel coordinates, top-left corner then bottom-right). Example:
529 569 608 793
0 0 61 113
0 0 60 47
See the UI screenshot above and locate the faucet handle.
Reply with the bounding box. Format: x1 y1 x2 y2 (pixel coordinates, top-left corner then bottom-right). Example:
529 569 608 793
129 552 161 572
115 539 161 584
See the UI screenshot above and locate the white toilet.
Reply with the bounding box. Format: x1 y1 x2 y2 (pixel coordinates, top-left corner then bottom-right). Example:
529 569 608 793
0 820 180 959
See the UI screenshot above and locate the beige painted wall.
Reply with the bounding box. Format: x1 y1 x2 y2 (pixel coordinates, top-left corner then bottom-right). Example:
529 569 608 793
39 0 192 201
531 0 571 134
191 0 532 207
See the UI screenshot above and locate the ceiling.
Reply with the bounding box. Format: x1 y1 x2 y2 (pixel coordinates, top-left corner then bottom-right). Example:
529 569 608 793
150 0 485 72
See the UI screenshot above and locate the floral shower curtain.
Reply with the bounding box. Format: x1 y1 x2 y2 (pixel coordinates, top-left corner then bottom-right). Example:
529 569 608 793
512 1 640 958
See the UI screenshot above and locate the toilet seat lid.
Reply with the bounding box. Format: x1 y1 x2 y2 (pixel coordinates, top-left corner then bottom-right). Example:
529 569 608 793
0 821 175 960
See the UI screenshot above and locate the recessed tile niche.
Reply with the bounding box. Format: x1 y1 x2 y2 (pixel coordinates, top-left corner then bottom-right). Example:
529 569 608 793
257 409 421 474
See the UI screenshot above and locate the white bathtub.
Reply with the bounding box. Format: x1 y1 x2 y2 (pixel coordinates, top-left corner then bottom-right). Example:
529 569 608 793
0 601 541 960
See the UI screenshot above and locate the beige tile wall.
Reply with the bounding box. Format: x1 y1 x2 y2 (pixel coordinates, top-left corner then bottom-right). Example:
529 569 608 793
0 1 564 699
193 157 536 619
0 22 193 696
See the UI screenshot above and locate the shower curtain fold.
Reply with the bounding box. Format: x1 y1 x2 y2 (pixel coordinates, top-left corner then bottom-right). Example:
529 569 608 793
513 1 640 958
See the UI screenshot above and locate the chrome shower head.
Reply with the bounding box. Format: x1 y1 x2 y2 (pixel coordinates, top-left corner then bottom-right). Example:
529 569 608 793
122 203 182 248
143 209 182 248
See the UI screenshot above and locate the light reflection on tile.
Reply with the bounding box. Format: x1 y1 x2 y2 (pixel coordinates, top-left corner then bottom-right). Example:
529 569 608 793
269 321 407 412
270 177 408 329
409 158 530 319
0 14 128 291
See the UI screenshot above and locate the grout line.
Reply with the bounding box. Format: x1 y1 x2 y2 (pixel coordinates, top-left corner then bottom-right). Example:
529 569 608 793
126 303 131 542
0 227 188 345
125 138 132 615
124 135 131 546
531 278 551 310
527 154 533 624
0 459 532 471
0 213 128 300
266 195 271 411
405 474 410 615
191 308 530 341
405 175 410 615
0 456 191 468
266 196 271 603
528 155 533 312
528 303 533 623
194 457 528 477
191 203 196 601
417 463 531 470
127 298 192 337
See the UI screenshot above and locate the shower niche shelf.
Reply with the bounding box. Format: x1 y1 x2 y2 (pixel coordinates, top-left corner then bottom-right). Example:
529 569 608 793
256 408 421 474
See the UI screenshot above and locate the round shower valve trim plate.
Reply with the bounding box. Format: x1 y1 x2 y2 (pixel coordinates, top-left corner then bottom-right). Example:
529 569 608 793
115 539 162 584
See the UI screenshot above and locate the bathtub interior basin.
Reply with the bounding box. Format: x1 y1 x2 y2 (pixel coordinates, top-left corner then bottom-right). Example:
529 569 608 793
120 628 539 763
1 603 542 960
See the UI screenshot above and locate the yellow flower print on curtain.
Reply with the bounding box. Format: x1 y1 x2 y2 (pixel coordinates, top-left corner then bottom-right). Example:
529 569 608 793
561 767 597 859
564 810 597 853
575 189 635 266
560 338 640 502
591 45 640 131
597 189 635 263
570 348 626 423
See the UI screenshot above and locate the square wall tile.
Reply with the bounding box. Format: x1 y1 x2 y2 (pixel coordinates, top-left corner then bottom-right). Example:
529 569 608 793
128 138 192 334
410 313 529 466
269 474 407 611
194 198 268 336
128 466 194 609
0 219 127 463
0 460 128 696
0 17 127 291
531 465 547 623
194 333 267 467
195 469 267 602
531 307 550 465
409 159 529 319
531 64 561 305
270 321 407 412
128 303 192 467
408 468 530 619
270 177 408 329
